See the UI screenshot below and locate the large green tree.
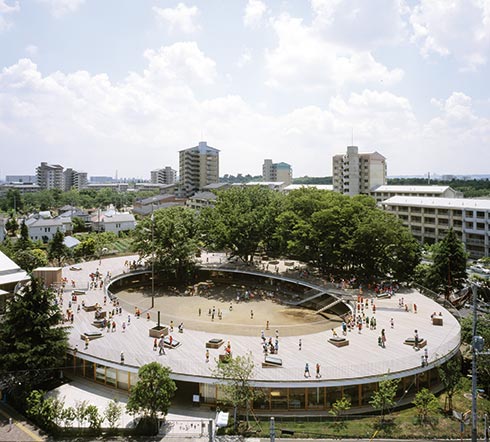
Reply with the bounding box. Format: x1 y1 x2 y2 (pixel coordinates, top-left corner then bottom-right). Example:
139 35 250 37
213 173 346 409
200 186 283 262
132 206 199 278
438 357 462 412
427 228 467 297
126 362 176 435
0 278 69 399
275 189 420 280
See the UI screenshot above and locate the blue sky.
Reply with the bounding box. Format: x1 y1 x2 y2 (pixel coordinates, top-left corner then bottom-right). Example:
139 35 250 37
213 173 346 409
1 0 489 179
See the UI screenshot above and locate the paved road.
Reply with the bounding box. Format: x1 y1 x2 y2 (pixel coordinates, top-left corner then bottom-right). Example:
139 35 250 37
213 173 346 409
0 402 45 441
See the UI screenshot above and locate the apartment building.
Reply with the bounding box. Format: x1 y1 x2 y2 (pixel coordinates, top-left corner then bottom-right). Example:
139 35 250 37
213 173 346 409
36 162 64 190
332 146 386 196
151 166 176 185
63 168 88 191
371 185 461 204
262 159 293 185
382 196 490 258
179 141 219 197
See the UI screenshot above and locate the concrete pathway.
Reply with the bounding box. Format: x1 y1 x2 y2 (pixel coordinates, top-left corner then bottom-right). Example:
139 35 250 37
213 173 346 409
0 402 45 441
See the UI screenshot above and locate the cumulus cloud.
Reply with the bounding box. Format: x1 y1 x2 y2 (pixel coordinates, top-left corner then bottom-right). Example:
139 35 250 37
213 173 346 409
153 3 200 33
0 41 488 178
265 14 404 92
244 0 267 28
0 0 19 31
235 49 252 68
311 0 409 48
36 0 85 17
409 0 490 71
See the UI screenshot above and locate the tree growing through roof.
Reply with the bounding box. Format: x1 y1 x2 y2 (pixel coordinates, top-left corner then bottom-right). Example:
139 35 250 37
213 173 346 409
132 207 199 279
369 378 399 423
0 278 69 402
126 362 176 435
200 186 283 263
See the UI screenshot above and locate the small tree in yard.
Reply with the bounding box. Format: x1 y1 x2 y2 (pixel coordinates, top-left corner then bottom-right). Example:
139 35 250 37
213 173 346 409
438 357 462 412
329 396 351 430
369 378 399 422
413 388 440 424
126 362 176 435
212 352 262 433
26 390 64 433
104 399 123 429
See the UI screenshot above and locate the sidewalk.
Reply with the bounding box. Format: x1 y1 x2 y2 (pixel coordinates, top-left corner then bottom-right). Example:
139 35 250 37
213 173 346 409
0 402 45 441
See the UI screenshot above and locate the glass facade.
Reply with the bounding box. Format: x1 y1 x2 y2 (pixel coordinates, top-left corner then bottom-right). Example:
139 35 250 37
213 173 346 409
65 353 443 412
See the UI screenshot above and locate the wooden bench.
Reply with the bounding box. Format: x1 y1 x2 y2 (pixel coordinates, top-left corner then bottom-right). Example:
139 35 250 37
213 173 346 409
328 337 349 347
432 316 443 326
92 319 106 328
149 326 169 338
262 356 282 368
80 332 103 341
404 337 427 348
72 290 87 296
163 337 181 349
82 304 98 312
206 338 224 349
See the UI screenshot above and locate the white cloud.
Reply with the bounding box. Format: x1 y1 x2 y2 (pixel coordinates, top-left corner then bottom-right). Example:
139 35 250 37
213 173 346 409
265 14 403 92
0 44 488 178
311 0 409 48
153 3 200 34
235 49 252 68
36 0 85 17
244 0 267 28
140 42 216 86
410 0 490 71
0 0 19 32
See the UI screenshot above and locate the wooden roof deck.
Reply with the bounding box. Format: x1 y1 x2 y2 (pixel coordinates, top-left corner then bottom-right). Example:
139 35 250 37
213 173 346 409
63 254 460 387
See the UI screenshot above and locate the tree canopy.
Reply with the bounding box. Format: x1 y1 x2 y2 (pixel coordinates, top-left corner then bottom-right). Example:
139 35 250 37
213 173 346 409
0 278 69 398
126 362 176 433
132 206 199 278
200 186 283 262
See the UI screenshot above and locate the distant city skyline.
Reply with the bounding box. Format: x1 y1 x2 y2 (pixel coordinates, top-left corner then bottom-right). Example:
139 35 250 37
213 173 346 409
0 1 489 178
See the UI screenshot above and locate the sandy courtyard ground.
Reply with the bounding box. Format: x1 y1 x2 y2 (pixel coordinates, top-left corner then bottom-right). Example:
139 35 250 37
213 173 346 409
114 282 340 337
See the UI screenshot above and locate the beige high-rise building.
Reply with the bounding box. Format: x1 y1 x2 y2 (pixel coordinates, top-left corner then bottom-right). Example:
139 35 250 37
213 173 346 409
332 146 386 196
179 141 220 197
262 159 293 185
63 168 88 191
36 162 64 190
151 166 177 185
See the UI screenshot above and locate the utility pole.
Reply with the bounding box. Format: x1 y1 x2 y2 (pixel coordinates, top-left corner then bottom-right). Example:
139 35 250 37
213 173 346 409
151 203 155 309
472 284 478 442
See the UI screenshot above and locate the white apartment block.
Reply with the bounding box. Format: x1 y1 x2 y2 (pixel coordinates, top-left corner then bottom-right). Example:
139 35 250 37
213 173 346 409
262 159 293 185
64 168 88 191
179 141 219 197
91 212 136 234
151 166 176 185
371 185 461 204
332 146 387 196
36 162 64 190
382 196 490 258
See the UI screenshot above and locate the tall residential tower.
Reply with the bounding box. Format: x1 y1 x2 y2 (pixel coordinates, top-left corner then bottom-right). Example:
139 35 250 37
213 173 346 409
179 141 219 197
332 146 386 196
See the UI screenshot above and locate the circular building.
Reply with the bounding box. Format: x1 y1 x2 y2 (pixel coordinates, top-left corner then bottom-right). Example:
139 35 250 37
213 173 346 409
63 255 460 413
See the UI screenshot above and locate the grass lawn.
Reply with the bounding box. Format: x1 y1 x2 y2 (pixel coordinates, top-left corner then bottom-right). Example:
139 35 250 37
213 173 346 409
225 389 490 439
